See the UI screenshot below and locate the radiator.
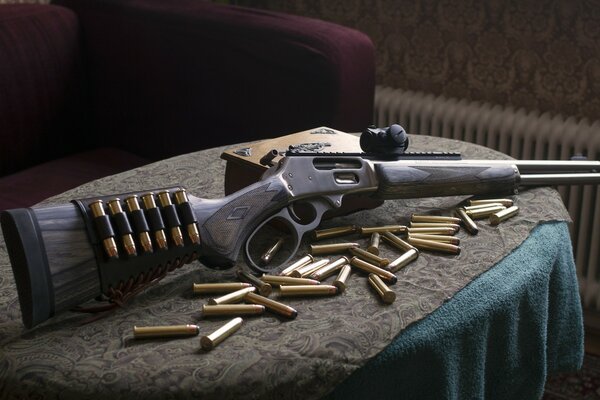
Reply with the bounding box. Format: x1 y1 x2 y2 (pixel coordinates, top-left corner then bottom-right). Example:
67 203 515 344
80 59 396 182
374 85 600 311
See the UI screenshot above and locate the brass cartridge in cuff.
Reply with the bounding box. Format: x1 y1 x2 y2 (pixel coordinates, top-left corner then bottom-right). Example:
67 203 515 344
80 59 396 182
333 264 352 292
200 317 242 351
133 324 199 339
278 285 338 297
89 200 118 259
349 257 397 284
359 225 407 235
173 189 201 245
279 255 314 276
141 193 168 250
408 233 460 245
368 274 396 304
237 269 273 296
455 208 479 235
244 292 298 319
411 215 461 224
406 227 457 235
381 231 417 252
193 282 252 294
489 205 519 225
260 237 285 266
124 195 154 253
469 198 514 207
157 191 184 247
107 198 137 256
260 275 320 286
349 247 390 267
310 242 359 256
466 205 506 219
290 259 330 278
367 232 381 255
208 286 256 305
407 237 461 255
387 248 419 273
312 225 357 241
201 304 265 317
310 256 349 281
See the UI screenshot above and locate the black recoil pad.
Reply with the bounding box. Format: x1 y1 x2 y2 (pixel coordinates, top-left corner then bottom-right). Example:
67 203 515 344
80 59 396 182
94 215 115 240
146 208 165 231
176 202 197 225
162 204 181 228
112 212 133 235
130 209 150 233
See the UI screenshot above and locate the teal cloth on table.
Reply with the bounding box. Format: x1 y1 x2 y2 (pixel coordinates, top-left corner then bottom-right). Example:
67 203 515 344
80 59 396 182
328 221 584 400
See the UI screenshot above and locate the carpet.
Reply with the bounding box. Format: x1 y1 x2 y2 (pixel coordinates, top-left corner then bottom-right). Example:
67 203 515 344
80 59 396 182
544 353 600 399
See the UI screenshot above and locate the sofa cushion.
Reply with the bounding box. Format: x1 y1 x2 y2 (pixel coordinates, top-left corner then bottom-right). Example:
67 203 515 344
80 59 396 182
0 4 89 177
0 148 150 211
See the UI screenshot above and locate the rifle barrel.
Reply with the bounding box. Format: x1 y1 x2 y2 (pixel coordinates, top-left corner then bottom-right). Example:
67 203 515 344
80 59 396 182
520 173 600 185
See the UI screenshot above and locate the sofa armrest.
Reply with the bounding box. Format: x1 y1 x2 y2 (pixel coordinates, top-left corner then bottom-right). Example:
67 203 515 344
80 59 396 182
0 5 88 177
53 0 375 160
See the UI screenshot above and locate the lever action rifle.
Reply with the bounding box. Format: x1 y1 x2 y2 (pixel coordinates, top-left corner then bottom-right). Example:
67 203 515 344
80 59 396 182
2 125 600 328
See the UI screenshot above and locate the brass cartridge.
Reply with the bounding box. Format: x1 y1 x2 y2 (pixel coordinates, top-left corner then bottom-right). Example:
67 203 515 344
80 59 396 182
208 286 256 305
409 222 461 232
89 200 118 259
455 208 479 235
407 237 461 255
387 248 419 273
200 317 242 351
124 195 153 253
469 198 514 207
193 282 252 294
406 227 457 235
244 292 298 319
349 247 390 267
107 198 137 256
463 202 504 211
236 270 273 296
380 231 417 252
141 193 168 250
260 237 285 265
290 259 330 278
368 274 396 304
310 242 359 255
411 215 461 224
349 257 397 284
201 304 265 316
489 205 519 225
466 205 506 219
260 275 320 286
367 232 381 255
333 264 352 292
408 233 460 245
173 189 201 245
312 225 358 241
279 254 314 276
278 285 338 297
310 256 349 281
133 324 199 339
359 225 407 235
157 191 184 247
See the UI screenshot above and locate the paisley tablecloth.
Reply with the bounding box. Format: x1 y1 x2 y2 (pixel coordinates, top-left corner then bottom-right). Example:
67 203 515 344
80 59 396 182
0 135 578 399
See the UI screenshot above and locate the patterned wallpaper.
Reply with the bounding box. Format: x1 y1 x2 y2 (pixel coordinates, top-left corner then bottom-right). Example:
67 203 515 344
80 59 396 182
233 0 600 122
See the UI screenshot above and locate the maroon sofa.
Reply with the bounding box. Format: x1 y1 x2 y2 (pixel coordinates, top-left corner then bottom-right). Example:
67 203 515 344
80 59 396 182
0 0 375 210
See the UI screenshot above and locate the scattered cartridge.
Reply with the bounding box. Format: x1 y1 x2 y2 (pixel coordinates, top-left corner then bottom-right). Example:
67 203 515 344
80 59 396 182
89 200 119 259
332 264 352 293
260 275 320 286
408 233 460 245
463 203 505 211
455 208 479 235
312 225 357 241
260 237 285 266
279 255 314 276
469 198 514 207
237 269 273 296
407 237 461 255
359 225 407 235
489 205 520 225
411 215 461 224
349 247 390 267
380 231 417 252
278 285 338 297
201 304 265 317
133 324 199 339
387 248 419 273
310 242 359 255
107 199 137 256
367 232 381 255
200 317 243 351
349 257 397 284
406 227 457 235
409 222 460 232
290 259 330 278
244 292 298 319
207 286 256 305
466 205 506 219
193 282 252 295
368 274 396 304
310 256 349 281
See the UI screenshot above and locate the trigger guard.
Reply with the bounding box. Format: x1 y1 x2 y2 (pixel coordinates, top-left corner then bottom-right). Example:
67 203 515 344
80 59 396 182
244 199 331 274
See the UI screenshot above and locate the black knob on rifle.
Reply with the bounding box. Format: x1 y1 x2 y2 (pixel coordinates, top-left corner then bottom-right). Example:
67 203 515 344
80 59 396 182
360 124 409 155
